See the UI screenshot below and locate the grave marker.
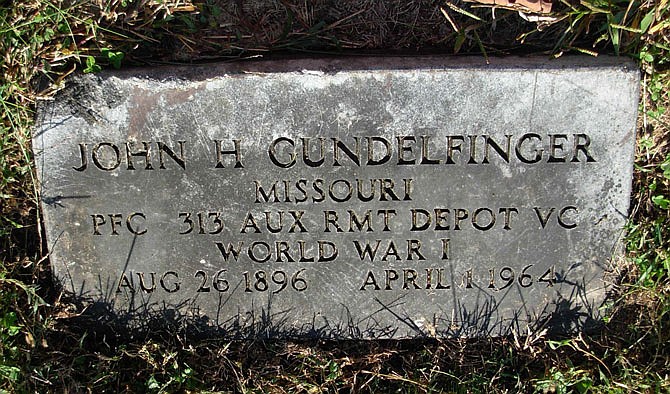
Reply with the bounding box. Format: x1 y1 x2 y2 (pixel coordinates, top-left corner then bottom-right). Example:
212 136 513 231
34 57 639 338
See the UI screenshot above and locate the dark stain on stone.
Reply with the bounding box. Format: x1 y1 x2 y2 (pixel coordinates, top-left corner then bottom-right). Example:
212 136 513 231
50 74 125 126
128 86 160 138
127 84 205 136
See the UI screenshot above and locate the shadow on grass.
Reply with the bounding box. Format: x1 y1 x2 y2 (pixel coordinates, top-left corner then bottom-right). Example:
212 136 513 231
51 263 608 344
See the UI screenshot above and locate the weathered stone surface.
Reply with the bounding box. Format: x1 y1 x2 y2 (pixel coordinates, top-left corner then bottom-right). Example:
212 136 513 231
33 56 639 338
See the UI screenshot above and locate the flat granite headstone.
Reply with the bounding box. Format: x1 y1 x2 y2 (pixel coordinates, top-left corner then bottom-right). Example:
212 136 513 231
34 56 639 338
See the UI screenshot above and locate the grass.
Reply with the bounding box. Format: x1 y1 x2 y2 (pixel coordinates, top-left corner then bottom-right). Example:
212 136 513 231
1 0 669 392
